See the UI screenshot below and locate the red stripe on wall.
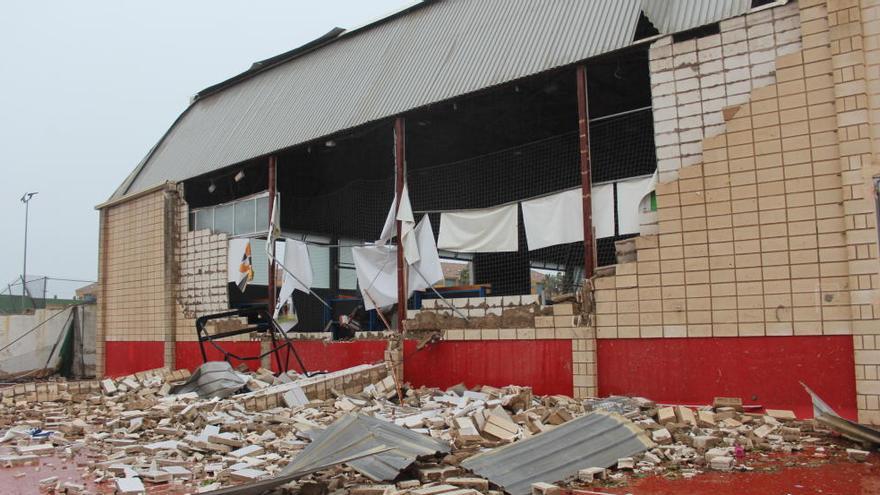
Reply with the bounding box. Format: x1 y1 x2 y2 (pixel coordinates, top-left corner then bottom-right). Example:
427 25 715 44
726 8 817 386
597 336 857 420
403 339 574 396
175 341 263 372
104 341 166 377
271 340 387 374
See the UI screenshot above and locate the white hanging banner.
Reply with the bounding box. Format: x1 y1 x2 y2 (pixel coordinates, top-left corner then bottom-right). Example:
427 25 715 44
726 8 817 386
521 188 584 250
378 194 398 245
437 203 519 253
396 184 419 264
352 245 399 310
408 215 444 292
227 239 253 292
616 175 656 236
591 183 615 239
274 239 313 318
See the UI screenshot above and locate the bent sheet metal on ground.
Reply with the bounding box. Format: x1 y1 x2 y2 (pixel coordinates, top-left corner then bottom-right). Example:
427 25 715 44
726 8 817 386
169 361 249 399
461 410 653 495
286 413 451 481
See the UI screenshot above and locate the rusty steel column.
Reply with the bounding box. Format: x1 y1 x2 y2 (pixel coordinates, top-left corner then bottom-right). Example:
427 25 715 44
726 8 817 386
394 117 407 330
576 65 595 278
267 156 277 314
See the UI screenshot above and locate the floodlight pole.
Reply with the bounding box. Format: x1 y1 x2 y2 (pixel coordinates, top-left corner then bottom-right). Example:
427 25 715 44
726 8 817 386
20 191 38 310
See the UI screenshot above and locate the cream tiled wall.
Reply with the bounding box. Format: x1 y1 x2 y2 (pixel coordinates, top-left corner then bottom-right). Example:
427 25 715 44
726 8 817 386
97 187 175 375
652 2 803 183
598 0 880 424
172 184 237 343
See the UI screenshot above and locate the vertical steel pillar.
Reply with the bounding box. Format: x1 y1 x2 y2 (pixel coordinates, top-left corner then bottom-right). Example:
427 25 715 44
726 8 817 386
267 156 277 313
576 65 595 278
394 117 407 330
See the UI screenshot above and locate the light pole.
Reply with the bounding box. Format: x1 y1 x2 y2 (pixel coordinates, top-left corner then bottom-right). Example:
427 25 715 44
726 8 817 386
20 192 37 310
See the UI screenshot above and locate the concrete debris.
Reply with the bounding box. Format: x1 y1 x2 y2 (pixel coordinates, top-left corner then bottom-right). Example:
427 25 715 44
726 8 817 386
0 368 869 494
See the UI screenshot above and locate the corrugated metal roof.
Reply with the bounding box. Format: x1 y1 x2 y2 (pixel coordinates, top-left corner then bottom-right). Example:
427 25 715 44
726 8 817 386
115 0 755 201
285 413 451 481
461 411 654 495
642 0 751 34
116 0 643 199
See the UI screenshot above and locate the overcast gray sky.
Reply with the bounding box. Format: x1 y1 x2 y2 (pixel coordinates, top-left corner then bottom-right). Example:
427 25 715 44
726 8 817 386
0 1 410 297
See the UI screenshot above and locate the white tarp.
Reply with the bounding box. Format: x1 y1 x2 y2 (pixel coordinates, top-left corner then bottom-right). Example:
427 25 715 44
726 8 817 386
274 240 313 318
397 184 419 264
615 174 656 235
437 204 519 253
227 238 253 291
408 215 444 292
521 188 584 250
352 245 399 310
591 183 615 239
378 194 398 245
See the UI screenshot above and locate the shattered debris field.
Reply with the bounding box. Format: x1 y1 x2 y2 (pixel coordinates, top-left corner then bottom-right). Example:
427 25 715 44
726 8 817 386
1 364 878 495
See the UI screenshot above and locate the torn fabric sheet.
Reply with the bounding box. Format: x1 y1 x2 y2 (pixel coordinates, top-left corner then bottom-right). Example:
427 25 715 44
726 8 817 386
437 204 518 253
408 215 444 292
274 240 313 319
397 184 419 264
591 183 615 239
352 245 398 310
227 239 253 292
378 194 398 245
615 175 655 235
521 188 584 250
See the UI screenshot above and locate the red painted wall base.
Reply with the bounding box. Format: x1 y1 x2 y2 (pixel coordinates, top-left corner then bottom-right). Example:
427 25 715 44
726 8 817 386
104 341 166 377
175 341 262 372
271 340 387 374
597 336 857 420
403 339 574 396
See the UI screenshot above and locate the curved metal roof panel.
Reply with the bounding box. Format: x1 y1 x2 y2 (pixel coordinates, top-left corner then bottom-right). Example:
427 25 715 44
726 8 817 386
115 0 754 200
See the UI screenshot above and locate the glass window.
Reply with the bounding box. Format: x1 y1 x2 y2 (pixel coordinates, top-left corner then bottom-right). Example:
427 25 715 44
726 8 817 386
194 209 213 231
214 204 234 234
308 244 331 289
250 238 269 285
339 267 358 290
256 196 270 232
234 199 256 235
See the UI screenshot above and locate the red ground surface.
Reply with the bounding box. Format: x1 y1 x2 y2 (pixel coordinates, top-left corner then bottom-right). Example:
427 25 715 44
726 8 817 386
579 451 880 495
2 448 878 494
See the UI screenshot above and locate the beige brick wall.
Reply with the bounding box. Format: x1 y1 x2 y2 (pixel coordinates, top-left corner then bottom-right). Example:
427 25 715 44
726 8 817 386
832 0 880 425
172 184 237 343
97 187 175 375
597 0 880 425
652 1 803 183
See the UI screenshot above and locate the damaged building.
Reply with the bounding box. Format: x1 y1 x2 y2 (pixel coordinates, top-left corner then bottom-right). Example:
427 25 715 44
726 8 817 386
96 0 880 427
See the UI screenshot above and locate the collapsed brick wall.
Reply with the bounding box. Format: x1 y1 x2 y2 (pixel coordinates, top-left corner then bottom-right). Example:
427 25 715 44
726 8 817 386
596 0 880 424
172 184 236 344
651 2 802 184
405 300 597 399
97 188 175 376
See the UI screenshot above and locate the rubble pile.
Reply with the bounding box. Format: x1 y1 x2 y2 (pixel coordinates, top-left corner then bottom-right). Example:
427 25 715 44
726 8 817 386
0 365 871 495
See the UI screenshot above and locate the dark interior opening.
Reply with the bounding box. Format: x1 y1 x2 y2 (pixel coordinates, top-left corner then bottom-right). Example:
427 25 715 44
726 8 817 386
671 22 721 44
183 45 657 330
